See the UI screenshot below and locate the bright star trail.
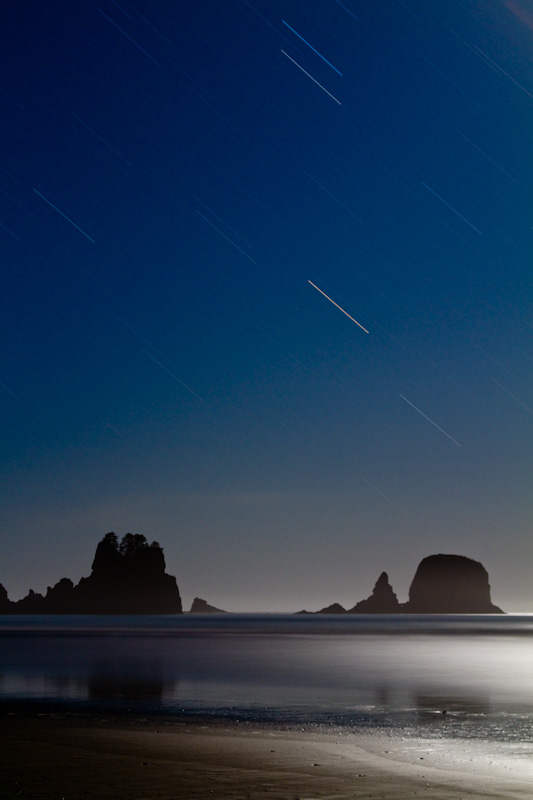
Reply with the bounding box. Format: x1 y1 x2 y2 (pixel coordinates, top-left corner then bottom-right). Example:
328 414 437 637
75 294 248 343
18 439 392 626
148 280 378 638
281 20 343 76
281 50 342 104
308 281 369 333
1 0 531 612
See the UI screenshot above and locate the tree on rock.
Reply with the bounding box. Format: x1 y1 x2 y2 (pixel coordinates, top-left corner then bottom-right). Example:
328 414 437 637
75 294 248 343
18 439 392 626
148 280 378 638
74 533 182 614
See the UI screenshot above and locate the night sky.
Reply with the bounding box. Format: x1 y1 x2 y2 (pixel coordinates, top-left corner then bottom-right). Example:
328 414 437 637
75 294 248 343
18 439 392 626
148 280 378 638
1 0 532 612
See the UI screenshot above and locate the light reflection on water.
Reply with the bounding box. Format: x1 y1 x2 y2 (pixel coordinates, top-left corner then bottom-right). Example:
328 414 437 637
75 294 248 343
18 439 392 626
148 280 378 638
1 614 533 745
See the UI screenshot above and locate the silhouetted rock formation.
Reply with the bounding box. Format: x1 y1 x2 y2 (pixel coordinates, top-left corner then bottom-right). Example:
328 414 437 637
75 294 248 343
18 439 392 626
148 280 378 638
1 533 182 614
43 578 75 613
2 547 504 616
75 533 182 614
189 597 226 613
317 602 347 614
348 572 400 613
0 583 11 613
403 554 503 614
307 554 504 615
14 589 46 613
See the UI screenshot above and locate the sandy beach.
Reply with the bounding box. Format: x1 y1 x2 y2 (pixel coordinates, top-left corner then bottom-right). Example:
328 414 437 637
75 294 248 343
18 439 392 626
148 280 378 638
1 710 532 800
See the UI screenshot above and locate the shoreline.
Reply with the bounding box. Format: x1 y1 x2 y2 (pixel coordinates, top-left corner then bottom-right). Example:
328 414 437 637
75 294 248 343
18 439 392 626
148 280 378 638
1 707 532 799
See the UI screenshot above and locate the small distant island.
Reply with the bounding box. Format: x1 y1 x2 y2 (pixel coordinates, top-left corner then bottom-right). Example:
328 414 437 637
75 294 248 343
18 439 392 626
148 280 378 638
0 533 182 614
0 537 503 615
189 597 227 614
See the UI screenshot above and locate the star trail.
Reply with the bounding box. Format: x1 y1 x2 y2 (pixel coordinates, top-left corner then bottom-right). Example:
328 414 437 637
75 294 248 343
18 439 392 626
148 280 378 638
1 0 531 611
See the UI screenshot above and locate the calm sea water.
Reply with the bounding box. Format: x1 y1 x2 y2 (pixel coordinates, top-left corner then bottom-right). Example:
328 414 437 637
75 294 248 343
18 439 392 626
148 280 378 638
1 614 533 750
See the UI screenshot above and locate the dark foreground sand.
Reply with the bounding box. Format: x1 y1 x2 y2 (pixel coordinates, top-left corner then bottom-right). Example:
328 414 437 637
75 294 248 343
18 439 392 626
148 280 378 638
1 711 532 799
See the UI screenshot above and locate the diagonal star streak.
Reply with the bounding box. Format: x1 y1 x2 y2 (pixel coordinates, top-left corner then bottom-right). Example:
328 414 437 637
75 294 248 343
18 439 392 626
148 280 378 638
33 189 95 242
97 8 160 65
282 21 343 76
142 349 202 401
281 51 341 104
308 281 369 333
491 378 533 414
400 395 461 447
421 182 482 235
196 211 256 263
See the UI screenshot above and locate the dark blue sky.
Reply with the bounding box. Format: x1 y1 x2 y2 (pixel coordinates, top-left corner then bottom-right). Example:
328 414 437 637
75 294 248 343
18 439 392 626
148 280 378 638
1 0 532 611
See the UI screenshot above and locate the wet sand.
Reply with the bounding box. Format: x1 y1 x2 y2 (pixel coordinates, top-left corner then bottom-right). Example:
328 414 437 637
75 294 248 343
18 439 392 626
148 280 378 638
1 711 531 799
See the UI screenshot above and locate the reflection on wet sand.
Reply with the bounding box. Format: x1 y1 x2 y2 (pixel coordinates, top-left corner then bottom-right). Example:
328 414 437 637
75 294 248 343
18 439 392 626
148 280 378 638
88 662 175 703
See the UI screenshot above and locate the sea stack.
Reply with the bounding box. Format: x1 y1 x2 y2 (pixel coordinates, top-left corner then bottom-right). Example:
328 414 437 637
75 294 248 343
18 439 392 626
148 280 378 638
189 598 226 613
349 572 400 613
317 602 347 614
1 533 183 614
75 533 183 614
403 554 503 614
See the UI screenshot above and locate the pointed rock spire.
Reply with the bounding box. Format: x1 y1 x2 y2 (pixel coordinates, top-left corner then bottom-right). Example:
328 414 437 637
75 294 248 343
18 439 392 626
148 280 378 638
348 571 400 613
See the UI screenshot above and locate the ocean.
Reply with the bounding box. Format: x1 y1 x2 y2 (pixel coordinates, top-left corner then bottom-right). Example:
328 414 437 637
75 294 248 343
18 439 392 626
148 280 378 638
1 613 533 757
